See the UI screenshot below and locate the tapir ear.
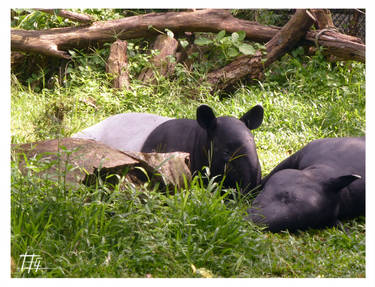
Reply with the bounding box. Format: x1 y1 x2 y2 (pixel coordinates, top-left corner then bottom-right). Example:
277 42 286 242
325 174 361 192
197 105 217 130
240 105 264 130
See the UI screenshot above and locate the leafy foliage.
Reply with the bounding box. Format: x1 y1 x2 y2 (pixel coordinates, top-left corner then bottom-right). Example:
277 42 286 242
11 9 77 29
193 30 266 70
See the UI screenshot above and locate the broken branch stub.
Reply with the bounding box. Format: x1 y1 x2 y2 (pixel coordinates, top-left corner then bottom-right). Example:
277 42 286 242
310 9 335 29
106 40 130 90
138 34 179 84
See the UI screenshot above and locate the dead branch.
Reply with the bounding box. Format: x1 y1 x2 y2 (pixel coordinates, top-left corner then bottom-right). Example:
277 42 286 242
11 9 364 63
106 40 130 90
11 9 278 59
36 9 94 23
310 9 335 29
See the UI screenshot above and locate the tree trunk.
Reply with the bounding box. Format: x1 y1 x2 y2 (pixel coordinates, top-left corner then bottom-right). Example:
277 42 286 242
106 40 130 90
138 34 179 83
206 9 315 91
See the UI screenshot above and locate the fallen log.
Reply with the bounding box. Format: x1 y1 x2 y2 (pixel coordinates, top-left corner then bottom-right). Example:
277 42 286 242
11 9 364 63
305 29 364 62
10 9 280 59
304 9 364 62
206 52 264 91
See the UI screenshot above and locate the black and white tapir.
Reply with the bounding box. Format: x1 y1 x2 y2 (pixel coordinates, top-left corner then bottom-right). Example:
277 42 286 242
246 137 365 232
73 105 264 194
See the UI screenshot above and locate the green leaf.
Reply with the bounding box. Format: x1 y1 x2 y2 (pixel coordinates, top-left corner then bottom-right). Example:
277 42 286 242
227 47 239 58
68 50 77 57
219 36 232 45
194 37 213 46
231 32 239 42
165 28 174 38
255 43 267 50
239 43 256 55
179 39 189 48
237 30 246 41
291 46 305 58
216 30 226 41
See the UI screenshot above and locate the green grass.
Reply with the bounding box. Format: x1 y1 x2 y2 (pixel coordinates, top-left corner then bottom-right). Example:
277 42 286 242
11 9 365 278
10 161 366 278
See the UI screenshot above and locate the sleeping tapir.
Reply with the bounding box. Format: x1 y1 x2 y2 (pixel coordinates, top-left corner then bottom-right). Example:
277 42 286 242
247 137 365 232
73 105 264 193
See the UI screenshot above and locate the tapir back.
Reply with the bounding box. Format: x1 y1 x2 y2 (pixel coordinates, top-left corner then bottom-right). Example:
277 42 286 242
72 113 171 152
298 137 365 175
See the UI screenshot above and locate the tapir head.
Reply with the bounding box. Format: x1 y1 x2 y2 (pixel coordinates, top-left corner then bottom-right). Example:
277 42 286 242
196 104 264 194
249 168 361 232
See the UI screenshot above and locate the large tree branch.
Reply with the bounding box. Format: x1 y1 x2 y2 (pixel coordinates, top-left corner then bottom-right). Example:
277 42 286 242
264 9 315 67
10 9 279 59
304 30 365 62
11 9 364 62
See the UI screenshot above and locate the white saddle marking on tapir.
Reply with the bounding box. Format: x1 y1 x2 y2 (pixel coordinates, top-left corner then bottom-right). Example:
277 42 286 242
72 113 172 152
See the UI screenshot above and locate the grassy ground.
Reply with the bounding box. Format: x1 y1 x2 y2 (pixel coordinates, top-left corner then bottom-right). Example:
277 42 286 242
10 10 365 278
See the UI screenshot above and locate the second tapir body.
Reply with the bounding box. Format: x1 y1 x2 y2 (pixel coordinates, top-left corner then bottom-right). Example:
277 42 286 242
73 105 264 193
247 137 365 232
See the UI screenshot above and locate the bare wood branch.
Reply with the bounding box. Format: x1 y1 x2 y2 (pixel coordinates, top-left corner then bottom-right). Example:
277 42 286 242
11 9 278 59
11 9 365 64
264 9 315 67
305 30 365 62
36 9 94 23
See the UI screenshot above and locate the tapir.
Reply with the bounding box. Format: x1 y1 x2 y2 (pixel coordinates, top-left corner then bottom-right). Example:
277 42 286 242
73 105 264 193
247 137 365 232
73 113 172 152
